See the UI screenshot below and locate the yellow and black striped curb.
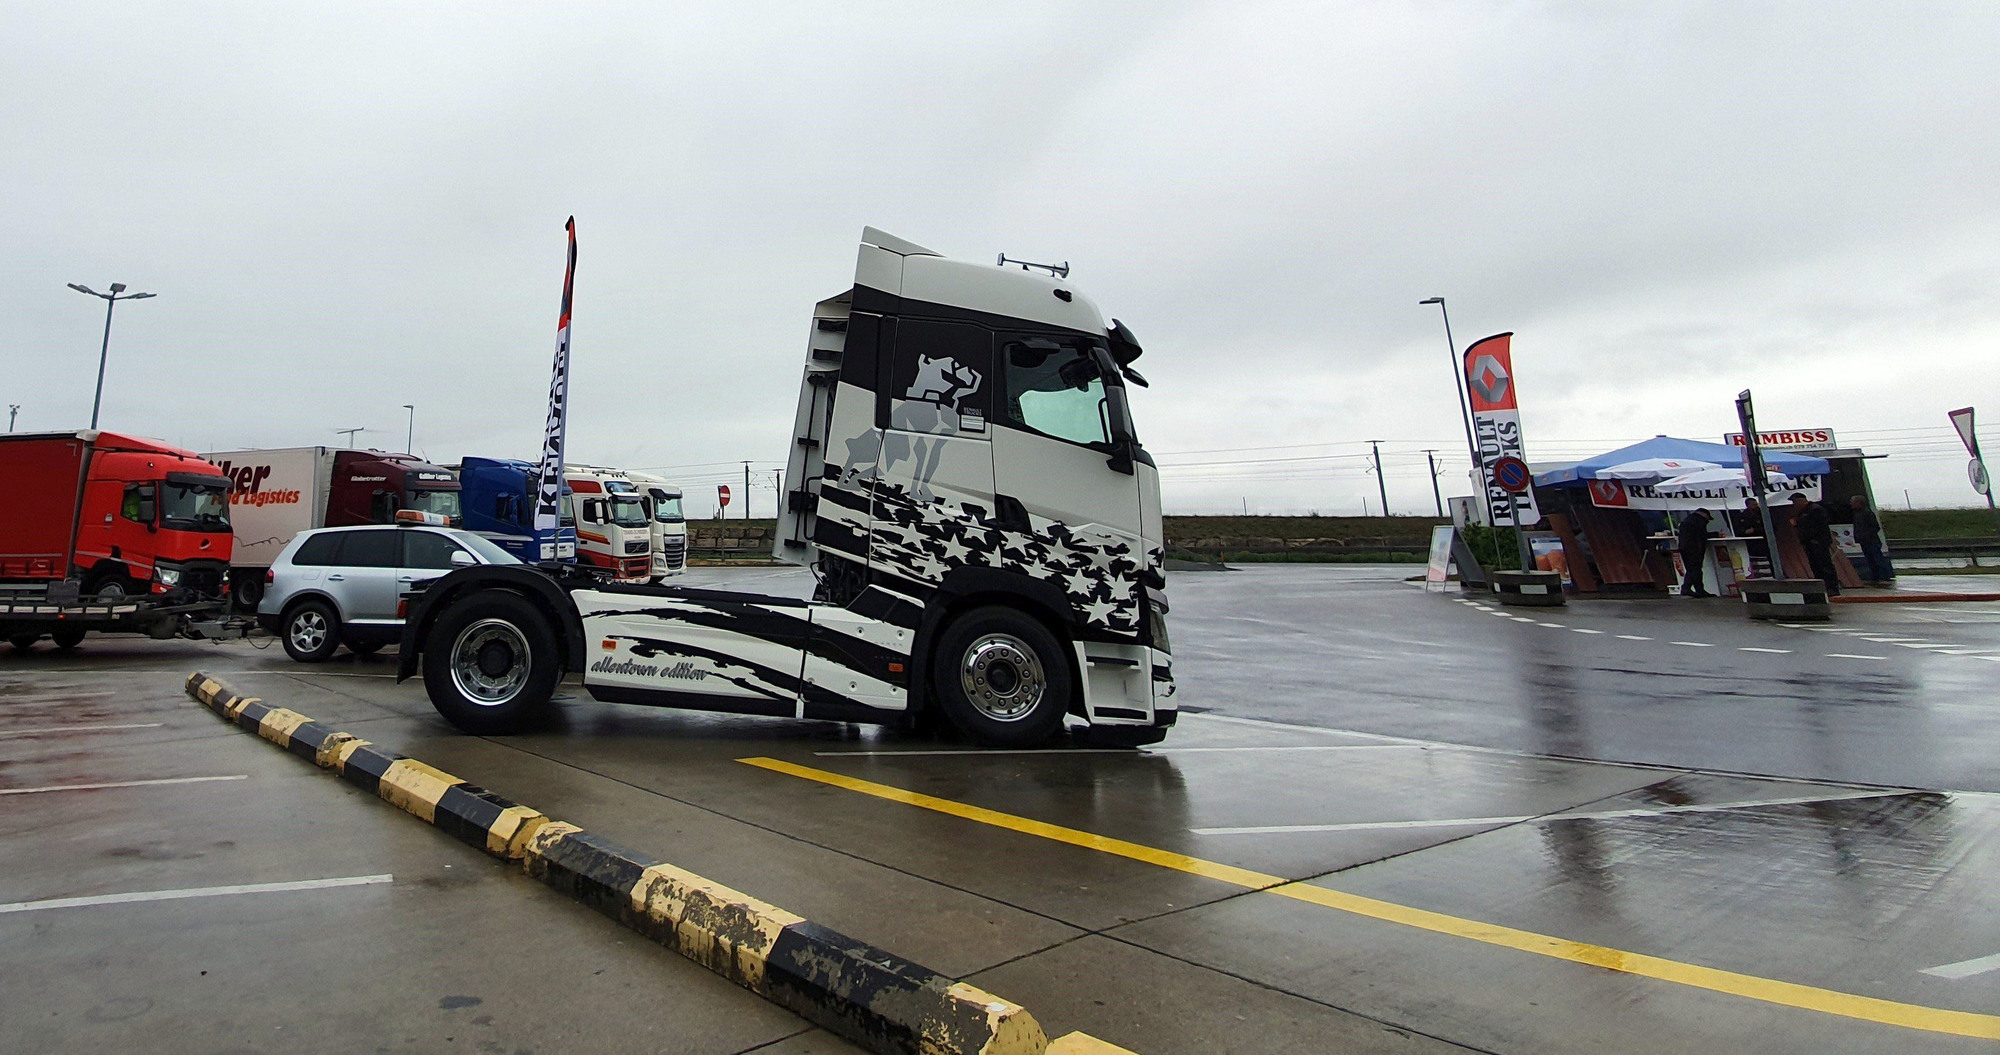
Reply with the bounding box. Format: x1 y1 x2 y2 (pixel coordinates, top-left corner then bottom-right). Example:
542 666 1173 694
183 672 1134 1055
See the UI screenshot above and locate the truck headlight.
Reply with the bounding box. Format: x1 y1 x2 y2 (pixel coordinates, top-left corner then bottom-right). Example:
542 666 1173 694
1147 604 1171 654
155 567 181 587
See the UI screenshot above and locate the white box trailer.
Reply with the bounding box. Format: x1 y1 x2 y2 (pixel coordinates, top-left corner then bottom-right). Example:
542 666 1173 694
202 446 334 573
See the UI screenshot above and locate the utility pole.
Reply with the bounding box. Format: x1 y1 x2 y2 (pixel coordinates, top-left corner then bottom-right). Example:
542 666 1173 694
1420 297 1488 524
6 405 18 432
1422 449 1445 517
1368 440 1389 517
68 282 157 429
743 461 752 521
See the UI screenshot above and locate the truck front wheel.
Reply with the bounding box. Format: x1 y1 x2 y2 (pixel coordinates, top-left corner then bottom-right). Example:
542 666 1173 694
422 592 560 734
932 606 1072 748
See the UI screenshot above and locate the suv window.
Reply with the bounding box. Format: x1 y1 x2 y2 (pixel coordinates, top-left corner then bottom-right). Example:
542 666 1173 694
329 529 399 567
402 531 466 570
292 532 342 566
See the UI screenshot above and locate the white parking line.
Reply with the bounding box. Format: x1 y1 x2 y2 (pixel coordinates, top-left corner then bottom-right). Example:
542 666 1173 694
0 691 120 700
1670 641 1715 647
814 744 1420 757
1738 647 1792 654
1537 622 1565 628
1922 951 2000 980
0 874 393 915
0 722 165 739
1190 790 1906 836
0 775 247 796
1826 653 1886 661
1617 634 1653 641
1570 628 1604 634
1511 617 1537 623
1893 642 1955 649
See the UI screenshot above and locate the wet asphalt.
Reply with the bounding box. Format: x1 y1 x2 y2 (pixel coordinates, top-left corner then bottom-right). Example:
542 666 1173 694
1 564 1995 1054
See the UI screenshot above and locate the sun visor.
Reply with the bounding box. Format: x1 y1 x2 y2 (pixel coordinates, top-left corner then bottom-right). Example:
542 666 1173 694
1108 319 1144 365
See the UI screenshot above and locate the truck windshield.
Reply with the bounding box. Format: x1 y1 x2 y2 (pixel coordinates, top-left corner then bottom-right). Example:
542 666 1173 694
609 494 650 528
406 489 462 520
1004 342 1133 447
161 482 232 532
649 491 683 523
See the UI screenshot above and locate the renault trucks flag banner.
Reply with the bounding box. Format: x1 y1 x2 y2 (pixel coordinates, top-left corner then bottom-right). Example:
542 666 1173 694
1462 332 1540 528
532 218 577 561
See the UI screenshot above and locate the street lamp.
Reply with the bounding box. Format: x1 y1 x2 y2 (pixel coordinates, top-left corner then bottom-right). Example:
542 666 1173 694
402 404 415 452
1420 297 1488 523
335 427 365 446
69 282 157 430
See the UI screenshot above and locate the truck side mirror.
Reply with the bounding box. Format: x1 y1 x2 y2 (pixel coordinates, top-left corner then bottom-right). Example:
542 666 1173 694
135 485 158 528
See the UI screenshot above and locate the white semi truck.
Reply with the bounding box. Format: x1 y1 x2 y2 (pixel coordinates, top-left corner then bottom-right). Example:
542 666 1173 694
623 470 688 580
563 465 654 583
398 228 1172 747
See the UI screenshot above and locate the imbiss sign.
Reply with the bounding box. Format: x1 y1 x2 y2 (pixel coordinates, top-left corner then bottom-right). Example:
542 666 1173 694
1725 428 1836 452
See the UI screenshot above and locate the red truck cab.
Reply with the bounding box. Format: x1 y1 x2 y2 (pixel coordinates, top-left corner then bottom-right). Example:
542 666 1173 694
2 431 234 600
326 451 461 527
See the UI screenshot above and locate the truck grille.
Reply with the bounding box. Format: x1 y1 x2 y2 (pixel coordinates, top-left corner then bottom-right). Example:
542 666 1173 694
625 540 650 555
659 537 686 570
176 561 230 599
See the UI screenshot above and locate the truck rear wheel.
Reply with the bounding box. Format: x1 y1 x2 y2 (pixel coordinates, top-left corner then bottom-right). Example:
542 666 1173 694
422 592 560 734
8 634 38 651
51 628 86 651
931 606 1071 748
281 600 342 663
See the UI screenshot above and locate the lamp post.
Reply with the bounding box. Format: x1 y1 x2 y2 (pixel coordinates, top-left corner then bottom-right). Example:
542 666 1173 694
68 283 157 429
1419 297 1488 524
336 427 365 446
7 405 18 433
403 404 415 453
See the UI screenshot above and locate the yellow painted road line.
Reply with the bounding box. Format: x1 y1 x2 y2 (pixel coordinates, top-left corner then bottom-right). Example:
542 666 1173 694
738 756 2000 1041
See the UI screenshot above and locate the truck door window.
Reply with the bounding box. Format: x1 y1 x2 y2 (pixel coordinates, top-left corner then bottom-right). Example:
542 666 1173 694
888 320 991 437
1002 341 1111 447
121 484 154 523
401 531 466 570
332 530 398 568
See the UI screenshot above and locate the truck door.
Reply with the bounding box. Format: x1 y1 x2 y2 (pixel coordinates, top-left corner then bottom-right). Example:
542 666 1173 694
873 319 995 585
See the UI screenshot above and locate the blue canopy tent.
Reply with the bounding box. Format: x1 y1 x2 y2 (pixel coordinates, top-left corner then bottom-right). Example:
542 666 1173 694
1535 436 1830 486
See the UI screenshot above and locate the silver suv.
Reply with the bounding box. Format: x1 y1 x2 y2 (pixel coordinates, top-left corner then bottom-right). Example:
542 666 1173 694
259 524 518 662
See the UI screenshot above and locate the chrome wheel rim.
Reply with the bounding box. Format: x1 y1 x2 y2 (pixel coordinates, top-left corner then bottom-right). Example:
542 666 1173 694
450 618 531 707
288 610 328 653
97 579 128 601
959 633 1045 722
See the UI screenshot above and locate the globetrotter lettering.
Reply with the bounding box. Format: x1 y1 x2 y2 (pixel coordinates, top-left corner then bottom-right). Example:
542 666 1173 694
589 654 709 681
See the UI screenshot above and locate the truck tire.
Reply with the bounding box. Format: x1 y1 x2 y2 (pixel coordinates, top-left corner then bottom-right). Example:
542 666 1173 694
8 634 38 651
281 600 342 663
422 592 560 734
50 628 86 651
87 571 136 602
931 606 1072 748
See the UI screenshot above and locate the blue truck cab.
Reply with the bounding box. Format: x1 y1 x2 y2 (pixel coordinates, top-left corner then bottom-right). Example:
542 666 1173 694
454 457 577 562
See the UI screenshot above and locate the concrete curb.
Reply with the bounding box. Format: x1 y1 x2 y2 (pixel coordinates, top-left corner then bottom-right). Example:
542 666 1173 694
183 672 1130 1055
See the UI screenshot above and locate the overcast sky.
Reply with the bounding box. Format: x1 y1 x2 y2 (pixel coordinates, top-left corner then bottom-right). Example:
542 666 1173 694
7 1 1998 516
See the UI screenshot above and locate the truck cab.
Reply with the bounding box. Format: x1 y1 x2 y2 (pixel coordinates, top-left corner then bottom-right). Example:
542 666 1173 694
455 456 578 563
2 431 236 601
623 470 687 580
565 466 653 583
328 451 462 527
401 228 1172 748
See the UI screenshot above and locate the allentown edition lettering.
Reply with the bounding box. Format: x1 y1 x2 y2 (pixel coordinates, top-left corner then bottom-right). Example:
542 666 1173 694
590 655 709 681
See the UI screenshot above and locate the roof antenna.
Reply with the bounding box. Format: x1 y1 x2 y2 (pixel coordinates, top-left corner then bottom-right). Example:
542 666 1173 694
996 254 1069 279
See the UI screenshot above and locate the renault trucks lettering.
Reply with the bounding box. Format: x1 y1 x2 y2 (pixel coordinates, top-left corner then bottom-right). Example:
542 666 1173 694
398 228 1172 748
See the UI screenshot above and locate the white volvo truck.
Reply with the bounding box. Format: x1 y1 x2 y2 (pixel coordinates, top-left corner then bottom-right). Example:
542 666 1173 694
399 228 1172 747
623 470 688 580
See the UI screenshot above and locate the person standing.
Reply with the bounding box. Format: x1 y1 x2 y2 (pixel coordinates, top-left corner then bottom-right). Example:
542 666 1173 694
1789 493 1841 596
1677 507 1717 597
1850 495 1894 586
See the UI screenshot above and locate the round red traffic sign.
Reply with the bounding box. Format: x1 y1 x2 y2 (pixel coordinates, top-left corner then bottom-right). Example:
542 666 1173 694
1492 456 1532 493
718 484 732 506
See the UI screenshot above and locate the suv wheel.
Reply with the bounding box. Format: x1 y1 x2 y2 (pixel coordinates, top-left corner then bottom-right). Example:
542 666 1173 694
422 592 560 734
931 606 1072 747
281 600 342 662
